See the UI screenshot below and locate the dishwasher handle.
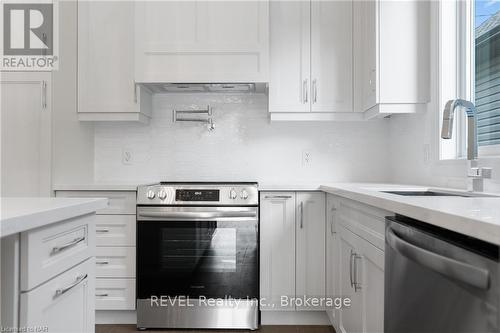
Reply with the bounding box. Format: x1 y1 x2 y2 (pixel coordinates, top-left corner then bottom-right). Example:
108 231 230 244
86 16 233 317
386 227 490 290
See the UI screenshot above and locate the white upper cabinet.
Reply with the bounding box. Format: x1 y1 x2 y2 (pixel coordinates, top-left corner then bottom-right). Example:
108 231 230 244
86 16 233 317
134 1 269 83
78 1 152 123
311 0 353 113
268 1 310 113
354 0 430 117
269 0 353 116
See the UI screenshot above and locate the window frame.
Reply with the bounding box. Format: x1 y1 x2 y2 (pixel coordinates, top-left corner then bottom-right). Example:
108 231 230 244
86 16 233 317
439 0 500 160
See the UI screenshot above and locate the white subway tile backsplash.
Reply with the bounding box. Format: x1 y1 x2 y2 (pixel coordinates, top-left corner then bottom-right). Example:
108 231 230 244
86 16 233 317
94 94 391 184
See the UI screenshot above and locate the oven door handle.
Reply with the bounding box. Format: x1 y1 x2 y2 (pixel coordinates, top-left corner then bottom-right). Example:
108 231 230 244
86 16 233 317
386 227 490 290
138 211 257 220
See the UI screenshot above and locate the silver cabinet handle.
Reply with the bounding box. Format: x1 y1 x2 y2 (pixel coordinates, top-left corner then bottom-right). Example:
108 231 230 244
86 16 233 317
313 79 317 103
303 79 308 104
264 195 292 199
96 228 110 233
54 274 87 298
299 202 304 229
96 293 109 297
386 227 490 290
96 260 109 265
51 236 85 255
353 253 362 292
349 250 355 288
330 207 337 235
41 81 47 109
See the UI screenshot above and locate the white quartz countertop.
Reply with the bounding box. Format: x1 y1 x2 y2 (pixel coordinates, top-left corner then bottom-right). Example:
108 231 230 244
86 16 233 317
0 197 108 238
53 183 139 191
320 183 500 246
259 184 322 191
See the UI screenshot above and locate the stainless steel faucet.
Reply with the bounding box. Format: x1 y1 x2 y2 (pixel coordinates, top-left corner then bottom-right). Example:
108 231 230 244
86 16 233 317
441 99 492 192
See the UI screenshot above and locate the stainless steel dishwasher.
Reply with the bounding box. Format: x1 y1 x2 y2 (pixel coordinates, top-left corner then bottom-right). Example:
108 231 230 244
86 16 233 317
385 215 499 333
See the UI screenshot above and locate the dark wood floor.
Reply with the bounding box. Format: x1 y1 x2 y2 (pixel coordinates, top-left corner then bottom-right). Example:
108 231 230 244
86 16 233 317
96 325 335 333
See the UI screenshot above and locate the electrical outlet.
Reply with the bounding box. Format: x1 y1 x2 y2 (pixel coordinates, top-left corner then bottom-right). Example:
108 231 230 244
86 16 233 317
302 151 312 167
122 147 133 165
423 144 431 164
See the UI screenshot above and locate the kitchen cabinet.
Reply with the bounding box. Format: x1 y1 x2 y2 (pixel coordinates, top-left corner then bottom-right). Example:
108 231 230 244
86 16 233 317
260 191 325 312
20 259 95 333
0 72 51 196
326 194 340 325
328 195 387 333
353 0 430 117
296 192 326 311
260 192 296 311
269 0 353 118
56 190 137 312
77 1 152 123
134 1 269 83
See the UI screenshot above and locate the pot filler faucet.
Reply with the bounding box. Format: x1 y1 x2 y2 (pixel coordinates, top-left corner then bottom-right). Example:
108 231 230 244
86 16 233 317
441 99 492 192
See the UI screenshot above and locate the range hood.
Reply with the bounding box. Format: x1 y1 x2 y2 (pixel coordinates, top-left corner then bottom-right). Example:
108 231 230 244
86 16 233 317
140 83 267 94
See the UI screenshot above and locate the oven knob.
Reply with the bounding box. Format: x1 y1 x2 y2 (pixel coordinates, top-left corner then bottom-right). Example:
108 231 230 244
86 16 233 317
157 190 167 200
146 190 156 199
240 190 249 199
229 189 237 200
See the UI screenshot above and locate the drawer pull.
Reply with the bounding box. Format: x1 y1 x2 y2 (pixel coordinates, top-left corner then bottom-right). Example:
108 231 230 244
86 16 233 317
51 236 86 255
264 195 292 199
96 228 110 233
96 260 110 265
54 274 87 298
96 293 109 297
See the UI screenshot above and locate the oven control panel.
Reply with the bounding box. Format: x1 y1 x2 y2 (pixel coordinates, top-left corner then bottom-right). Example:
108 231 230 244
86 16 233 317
137 183 258 206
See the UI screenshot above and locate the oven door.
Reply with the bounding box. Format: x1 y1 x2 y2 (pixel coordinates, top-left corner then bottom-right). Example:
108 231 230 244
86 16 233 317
136 206 259 301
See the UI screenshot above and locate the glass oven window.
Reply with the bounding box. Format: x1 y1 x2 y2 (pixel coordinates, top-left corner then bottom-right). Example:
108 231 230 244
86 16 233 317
137 220 258 300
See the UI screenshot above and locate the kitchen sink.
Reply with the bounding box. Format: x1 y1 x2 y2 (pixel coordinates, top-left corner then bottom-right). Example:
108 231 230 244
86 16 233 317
381 190 495 198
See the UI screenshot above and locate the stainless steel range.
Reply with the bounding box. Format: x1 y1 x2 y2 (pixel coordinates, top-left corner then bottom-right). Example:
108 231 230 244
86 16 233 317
136 182 259 330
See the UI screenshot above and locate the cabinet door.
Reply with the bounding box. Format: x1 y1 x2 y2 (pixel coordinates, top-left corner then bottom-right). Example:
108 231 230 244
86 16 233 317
311 0 353 112
20 258 95 333
269 1 310 112
260 192 296 311
338 226 363 333
0 72 51 197
296 192 325 311
78 1 141 115
357 234 384 333
354 0 378 112
135 1 269 83
326 194 340 326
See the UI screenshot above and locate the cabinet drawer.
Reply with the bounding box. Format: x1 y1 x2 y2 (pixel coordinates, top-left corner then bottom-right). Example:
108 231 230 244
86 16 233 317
95 278 135 310
95 215 136 246
337 197 390 250
20 258 95 332
20 214 95 291
96 247 135 278
56 191 136 215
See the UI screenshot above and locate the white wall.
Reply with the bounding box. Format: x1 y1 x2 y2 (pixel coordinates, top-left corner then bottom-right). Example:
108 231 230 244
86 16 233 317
388 2 500 193
94 94 391 184
52 1 95 185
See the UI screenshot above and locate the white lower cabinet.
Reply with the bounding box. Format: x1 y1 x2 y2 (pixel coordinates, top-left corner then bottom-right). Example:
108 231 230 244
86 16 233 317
56 190 137 312
20 258 95 333
326 194 340 324
296 192 326 311
328 195 386 333
95 278 135 311
260 191 325 312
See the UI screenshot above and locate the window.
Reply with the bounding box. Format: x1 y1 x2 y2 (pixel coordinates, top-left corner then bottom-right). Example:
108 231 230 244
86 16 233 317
440 0 500 159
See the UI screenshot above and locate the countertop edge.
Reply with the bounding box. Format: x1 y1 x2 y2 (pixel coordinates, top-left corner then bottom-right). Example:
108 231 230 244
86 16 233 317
53 184 139 191
320 185 500 246
1 198 108 238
